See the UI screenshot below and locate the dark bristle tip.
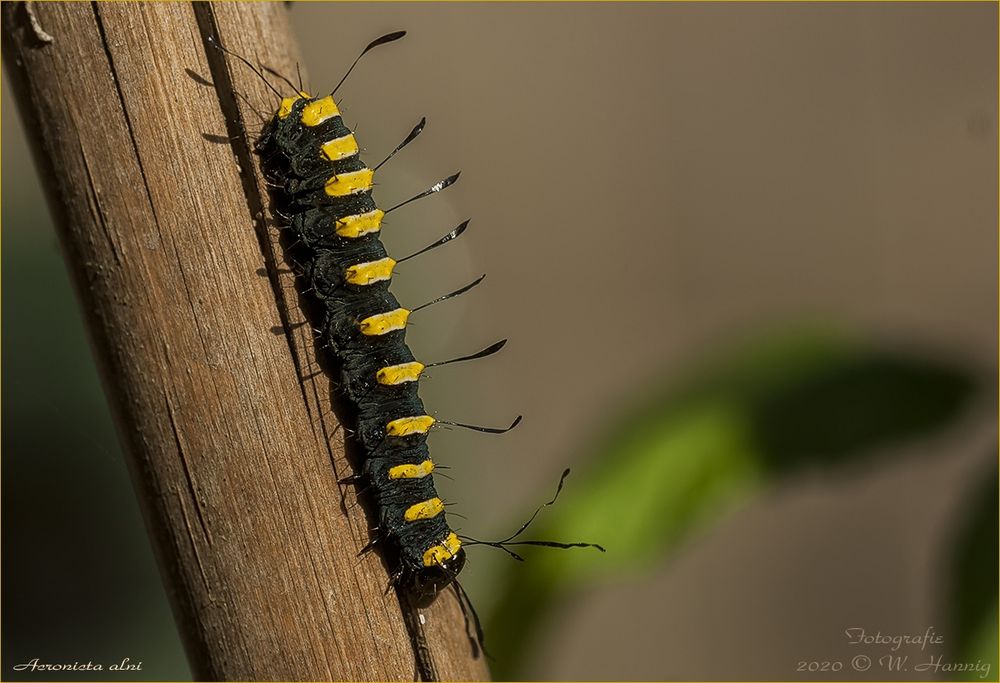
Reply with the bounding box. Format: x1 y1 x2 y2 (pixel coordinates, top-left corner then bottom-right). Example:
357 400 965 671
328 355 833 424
365 31 406 52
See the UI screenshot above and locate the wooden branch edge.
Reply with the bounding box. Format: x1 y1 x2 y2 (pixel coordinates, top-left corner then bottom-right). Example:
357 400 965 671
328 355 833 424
2 2 490 680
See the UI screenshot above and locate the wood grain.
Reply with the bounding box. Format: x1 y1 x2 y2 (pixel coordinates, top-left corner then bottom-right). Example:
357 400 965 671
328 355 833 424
2 3 490 680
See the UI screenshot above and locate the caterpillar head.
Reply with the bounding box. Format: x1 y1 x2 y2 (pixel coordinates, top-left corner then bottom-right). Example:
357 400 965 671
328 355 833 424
408 548 467 602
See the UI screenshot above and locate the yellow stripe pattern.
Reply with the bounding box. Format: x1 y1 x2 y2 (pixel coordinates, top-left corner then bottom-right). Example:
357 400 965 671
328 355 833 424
422 532 462 567
358 308 409 336
344 257 396 286
301 95 340 127
385 415 435 437
325 169 374 197
321 134 360 161
389 459 435 480
376 361 425 385
335 209 384 238
278 91 310 119
275 91 462 570
404 498 444 522
278 96 299 119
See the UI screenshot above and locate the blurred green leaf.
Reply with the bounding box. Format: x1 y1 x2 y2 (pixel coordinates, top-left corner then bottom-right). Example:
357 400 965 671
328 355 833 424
516 400 764 585
486 327 977 678
948 457 998 681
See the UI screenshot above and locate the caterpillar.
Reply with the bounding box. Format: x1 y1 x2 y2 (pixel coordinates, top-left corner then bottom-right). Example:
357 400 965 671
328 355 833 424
210 28 603 652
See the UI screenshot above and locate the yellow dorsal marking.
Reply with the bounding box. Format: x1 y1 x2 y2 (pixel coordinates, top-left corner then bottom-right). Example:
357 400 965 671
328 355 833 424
388 459 435 480
344 257 396 286
385 415 435 437
277 91 310 119
404 497 444 522
335 209 384 238
301 95 340 126
278 97 298 119
321 134 360 161
325 168 374 197
358 308 409 336
422 532 462 567
376 361 425 385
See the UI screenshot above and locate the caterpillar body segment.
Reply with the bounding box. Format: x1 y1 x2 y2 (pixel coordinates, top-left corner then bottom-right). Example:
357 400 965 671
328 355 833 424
342 343 421 403
306 239 392 299
291 202 382 249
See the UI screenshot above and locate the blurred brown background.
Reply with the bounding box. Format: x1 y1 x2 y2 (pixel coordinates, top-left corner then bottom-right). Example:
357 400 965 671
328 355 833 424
3 2 997 681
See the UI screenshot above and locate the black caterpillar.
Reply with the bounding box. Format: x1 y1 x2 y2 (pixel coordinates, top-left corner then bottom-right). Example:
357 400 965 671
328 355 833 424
210 29 603 647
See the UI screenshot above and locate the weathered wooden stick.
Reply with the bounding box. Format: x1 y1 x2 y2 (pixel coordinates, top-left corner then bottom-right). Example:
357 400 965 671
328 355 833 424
2 3 489 680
